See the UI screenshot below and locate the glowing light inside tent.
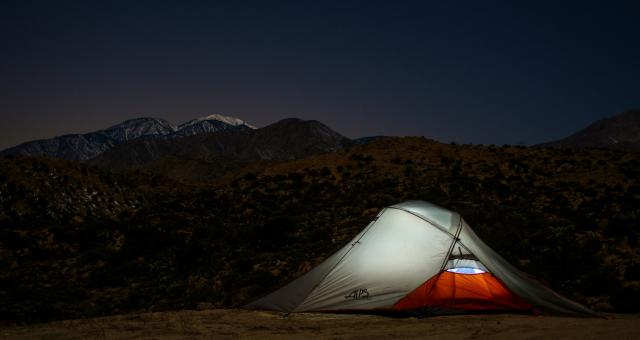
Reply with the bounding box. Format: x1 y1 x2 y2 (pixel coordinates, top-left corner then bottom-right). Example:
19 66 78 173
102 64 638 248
446 267 486 274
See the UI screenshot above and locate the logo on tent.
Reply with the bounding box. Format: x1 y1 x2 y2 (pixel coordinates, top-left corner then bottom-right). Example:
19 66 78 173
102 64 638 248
344 288 370 300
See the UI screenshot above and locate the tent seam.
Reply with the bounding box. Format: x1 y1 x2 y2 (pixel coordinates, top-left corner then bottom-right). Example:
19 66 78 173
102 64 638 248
418 217 464 314
387 206 476 255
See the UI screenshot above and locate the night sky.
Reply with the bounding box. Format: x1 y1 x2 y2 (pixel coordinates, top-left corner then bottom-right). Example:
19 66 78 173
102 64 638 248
1 0 638 149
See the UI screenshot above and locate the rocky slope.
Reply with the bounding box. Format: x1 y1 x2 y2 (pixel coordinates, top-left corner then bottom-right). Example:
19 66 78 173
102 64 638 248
88 118 353 172
543 110 640 151
175 114 256 137
0 115 256 161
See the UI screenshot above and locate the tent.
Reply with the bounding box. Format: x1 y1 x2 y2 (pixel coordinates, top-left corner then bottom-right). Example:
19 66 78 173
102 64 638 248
245 201 594 315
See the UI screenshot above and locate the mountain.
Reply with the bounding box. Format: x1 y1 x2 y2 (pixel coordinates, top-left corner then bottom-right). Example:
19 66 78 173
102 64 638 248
542 110 640 151
101 117 177 141
175 114 256 137
0 115 256 161
88 118 353 173
0 132 118 162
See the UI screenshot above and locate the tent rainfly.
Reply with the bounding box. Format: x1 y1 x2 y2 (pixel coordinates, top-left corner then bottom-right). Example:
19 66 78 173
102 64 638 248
245 201 595 316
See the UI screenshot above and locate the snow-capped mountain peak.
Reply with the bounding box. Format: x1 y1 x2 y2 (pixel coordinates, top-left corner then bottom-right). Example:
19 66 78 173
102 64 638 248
1 114 257 161
178 114 257 130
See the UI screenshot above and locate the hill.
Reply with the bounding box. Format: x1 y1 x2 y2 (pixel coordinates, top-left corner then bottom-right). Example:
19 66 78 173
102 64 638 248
543 110 640 151
1 137 639 322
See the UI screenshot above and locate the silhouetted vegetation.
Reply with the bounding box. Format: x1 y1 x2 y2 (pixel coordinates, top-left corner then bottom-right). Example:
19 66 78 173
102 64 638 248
1 137 639 323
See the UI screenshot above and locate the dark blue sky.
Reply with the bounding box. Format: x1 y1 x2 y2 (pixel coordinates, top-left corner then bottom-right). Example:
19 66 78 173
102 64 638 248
1 0 638 148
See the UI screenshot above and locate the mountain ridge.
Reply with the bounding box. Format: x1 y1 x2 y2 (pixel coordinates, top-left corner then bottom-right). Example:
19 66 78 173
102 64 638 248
5 109 639 165
88 118 353 173
0 114 256 161
541 109 640 151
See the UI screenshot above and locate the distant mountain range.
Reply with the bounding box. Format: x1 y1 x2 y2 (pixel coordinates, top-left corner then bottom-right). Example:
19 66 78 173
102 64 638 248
2 110 638 167
542 109 640 151
0 114 356 176
0 114 256 161
88 118 353 173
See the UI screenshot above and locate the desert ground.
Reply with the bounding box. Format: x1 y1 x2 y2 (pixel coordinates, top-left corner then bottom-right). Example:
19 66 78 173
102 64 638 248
1 309 639 340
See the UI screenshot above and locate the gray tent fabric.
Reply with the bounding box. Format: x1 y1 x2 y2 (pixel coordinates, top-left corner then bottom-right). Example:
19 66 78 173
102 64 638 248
243 216 380 312
244 201 595 315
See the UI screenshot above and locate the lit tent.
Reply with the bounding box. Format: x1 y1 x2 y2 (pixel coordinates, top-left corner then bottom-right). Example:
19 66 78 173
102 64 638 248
245 201 594 315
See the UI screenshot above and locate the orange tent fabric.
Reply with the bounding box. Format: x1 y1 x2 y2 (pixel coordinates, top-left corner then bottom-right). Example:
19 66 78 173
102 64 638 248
393 271 532 311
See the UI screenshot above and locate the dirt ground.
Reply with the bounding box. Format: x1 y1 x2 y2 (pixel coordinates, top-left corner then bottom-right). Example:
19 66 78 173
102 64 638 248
1 309 639 340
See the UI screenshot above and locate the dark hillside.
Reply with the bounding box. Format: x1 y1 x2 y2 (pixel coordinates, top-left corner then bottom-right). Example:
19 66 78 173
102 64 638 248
1 138 639 322
542 110 640 151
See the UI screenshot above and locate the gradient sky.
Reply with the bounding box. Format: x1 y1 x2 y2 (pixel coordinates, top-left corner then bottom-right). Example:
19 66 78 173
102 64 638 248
1 0 639 149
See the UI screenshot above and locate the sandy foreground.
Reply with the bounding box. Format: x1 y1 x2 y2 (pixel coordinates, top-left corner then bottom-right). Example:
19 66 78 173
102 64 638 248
1 309 639 340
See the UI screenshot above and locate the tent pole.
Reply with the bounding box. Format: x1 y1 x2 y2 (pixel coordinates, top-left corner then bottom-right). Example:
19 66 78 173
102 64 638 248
420 218 463 315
